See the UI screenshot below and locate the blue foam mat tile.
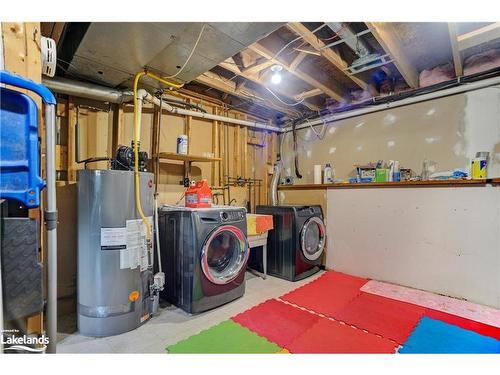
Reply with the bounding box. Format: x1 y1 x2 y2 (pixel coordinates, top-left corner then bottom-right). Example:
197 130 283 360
399 317 500 354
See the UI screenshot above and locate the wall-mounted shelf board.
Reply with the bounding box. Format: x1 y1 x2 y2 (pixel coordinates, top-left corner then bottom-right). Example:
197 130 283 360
156 152 221 163
278 179 500 190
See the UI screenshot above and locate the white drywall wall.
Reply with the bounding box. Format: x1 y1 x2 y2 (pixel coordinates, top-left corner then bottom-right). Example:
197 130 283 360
281 85 500 181
326 186 500 308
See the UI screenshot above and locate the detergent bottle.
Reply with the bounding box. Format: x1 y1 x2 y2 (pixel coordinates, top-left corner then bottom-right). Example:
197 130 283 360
185 179 212 208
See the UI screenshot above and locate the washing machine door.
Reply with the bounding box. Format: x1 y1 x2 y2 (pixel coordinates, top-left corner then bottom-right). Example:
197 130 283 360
300 216 326 261
201 225 249 285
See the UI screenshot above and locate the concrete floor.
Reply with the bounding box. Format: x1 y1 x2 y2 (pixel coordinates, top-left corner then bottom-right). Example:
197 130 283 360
57 271 323 353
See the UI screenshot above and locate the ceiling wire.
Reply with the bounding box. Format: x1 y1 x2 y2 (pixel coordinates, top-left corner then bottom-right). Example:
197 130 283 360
265 87 305 107
163 23 206 79
272 35 304 61
318 23 351 42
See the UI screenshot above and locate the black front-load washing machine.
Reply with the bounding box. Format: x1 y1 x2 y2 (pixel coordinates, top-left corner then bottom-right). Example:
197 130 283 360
157 206 249 314
250 205 326 281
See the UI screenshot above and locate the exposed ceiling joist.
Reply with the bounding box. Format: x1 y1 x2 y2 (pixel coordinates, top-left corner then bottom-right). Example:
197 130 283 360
196 71 296 116
295 88 322 100
457 22 500 51
448 23 463 77
365 22 419 89
242 60 274 75
289 51 308 71
219 57 320 111
249 43 345 101
287 22 368 90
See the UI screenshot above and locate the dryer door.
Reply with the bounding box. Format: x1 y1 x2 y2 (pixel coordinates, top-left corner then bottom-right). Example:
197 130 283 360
300 216 326 261
201 225 249 285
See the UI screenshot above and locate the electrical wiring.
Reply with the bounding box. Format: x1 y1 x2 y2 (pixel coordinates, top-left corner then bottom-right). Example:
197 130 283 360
164 23 206 79
305 117 327 140
318 23 351 42
272 35 304 61
265 87 305 106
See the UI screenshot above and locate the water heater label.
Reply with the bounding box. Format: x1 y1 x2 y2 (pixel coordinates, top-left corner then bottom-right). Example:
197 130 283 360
101 227 127 250
120 217 153 271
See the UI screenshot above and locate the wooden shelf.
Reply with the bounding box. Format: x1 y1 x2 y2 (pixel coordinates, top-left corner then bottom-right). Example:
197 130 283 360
156 152 221 163
278 179 499 190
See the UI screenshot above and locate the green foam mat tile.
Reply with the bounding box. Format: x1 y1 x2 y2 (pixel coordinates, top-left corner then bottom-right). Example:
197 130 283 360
166 320 282 353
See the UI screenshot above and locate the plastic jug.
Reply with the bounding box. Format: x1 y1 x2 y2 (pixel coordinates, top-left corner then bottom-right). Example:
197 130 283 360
185 179 213 208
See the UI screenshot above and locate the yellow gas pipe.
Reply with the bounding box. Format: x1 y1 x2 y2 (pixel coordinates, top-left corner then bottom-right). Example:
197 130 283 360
133 70 184 240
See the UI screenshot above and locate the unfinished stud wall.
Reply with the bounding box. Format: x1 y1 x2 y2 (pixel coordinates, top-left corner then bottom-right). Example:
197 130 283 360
281 85 500 182
54 94 276 316
56 98 276 205
1 22 44 333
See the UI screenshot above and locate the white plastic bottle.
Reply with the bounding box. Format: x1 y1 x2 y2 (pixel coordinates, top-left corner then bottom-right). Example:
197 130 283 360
324 163 334 184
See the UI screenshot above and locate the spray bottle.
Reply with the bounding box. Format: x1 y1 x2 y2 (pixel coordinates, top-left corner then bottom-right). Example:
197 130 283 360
323 163 334 184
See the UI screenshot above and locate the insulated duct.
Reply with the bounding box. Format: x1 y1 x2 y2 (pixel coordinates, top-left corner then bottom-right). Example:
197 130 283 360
269 159 283 206
42 77 282 132
326 22 371 57
284 74 500 133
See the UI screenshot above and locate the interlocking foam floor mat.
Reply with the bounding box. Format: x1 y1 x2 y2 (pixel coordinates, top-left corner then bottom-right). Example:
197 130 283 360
425 309 500 340
286 318 398 354
166 320 282 353
280 271 368 318
334 292 426 344
232 299 320 348
399 317 500 354
166 271 500 354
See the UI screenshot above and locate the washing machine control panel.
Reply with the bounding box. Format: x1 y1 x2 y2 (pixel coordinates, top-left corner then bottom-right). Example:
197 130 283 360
220 210 245 223
297 206 322 217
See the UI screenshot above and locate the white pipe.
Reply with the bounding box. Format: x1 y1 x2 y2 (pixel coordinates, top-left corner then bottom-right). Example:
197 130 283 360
43 77 282 133
138 89 282 132
44 104 58 354
136 96 143 138
284 75 500 133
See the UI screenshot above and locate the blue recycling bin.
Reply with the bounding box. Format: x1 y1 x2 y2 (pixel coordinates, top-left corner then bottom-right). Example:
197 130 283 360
0 86 45 207
0 70 58 353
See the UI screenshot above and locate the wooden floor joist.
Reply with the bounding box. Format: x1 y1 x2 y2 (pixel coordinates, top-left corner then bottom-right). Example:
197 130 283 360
195 71 297 116
457 22 500 51
249 42 346 101
365 22 419 89
448 23 463 77
218 58 320 111
287 22 369 91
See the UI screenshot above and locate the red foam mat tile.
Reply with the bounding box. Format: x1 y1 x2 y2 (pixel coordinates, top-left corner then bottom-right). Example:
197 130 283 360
287 318 398 354
232 299 320 348
425 309 500 340
335 292 426 344
280 271 369 317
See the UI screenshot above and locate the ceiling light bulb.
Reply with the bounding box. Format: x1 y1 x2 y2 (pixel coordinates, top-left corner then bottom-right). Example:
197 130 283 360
271 72 282 84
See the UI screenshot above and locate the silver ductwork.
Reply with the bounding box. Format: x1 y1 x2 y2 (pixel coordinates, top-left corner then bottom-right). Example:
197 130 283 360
270 159 283 206
43 76 133 104
42 77 282 133
325 22 371 57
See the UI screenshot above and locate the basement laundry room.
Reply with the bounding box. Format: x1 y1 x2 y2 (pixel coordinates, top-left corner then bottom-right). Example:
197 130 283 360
1 2 500 370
